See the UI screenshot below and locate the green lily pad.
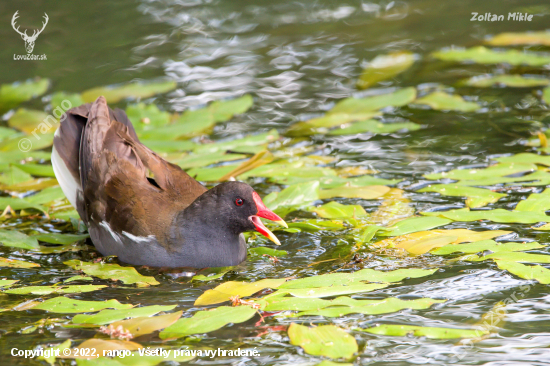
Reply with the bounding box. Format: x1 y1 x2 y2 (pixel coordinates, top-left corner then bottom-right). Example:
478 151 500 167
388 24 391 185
108 311 182 337
72 305 177 325
0 280 18 288
495 260 550 284
173 151 246 170
0 78 50 112
126 103 171 129
26 186 66 205
263 181 320 216
159 306 257 339
363 324 488 339
0 229 40 250
288 323 358 359
276 283 388 298
486 31 550 46
64 260 159 287
8 109 51 134
0 166 32 186
309 201 367 219
418 184 506 208
357 52 415 89
194 278 287 306
424 162 536 181
422 208 550 224
461 75 549 88
280 268 436 289
5 285 106 295
194 130 279 155
379 216 452 237
17 296 133 313
64 276 93 283
415 92 480 112
319 185 390 200
249 247 288 257
0 257 40 268
50 92 84 113
286 219 346 231
81 80 177 103
186 164 239 182
495 153 550 166
471 251 550 264
433 46 550 66
12 163 55 177
332 87 417 114
33 233 89 245
328 120 420 135
432 240 544 255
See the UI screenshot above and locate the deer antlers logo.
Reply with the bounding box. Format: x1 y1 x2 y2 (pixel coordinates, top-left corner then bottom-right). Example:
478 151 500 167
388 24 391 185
11 11 49 54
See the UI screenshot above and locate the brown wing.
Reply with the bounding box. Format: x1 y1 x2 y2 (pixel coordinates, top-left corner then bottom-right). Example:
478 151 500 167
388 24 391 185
79 97 207 242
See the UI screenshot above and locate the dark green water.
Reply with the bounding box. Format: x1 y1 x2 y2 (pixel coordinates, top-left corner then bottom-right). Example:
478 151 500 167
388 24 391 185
2 0 550 365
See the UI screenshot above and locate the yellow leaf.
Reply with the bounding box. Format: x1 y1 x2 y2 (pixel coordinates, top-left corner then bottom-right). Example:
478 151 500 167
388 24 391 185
195 278 287 306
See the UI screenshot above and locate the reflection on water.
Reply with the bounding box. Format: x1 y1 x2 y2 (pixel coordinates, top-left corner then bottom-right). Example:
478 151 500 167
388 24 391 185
2 0 550 364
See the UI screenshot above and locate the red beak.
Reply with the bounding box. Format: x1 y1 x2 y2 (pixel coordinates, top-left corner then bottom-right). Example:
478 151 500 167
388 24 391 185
250 192 288 245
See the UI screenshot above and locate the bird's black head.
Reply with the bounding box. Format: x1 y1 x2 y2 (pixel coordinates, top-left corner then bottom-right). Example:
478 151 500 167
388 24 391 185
186 181 287 245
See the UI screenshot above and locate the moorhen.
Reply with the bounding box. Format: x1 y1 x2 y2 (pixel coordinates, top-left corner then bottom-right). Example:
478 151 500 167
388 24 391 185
52 96 287 268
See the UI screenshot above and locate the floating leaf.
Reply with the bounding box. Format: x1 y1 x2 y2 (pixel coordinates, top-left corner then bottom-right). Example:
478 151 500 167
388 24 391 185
288 323 358 359
51 92 84 113
220 150 274 181
495 260 550 284
64 260 159 287
470 251 550 264
26 186 65 205
369 188 414 226
319 185 390 200
194 278 287 306
0 229 40 250
287 112 380 136
263 181 320 216
141 139 196 153
375 229 511 255
515 189 550 212
462 75 549 88
331 88 417 114
72 305 177 325
328 120 420 135
173 151 246 170
486 31 550 46
357 52 415 89
0 196 46 212
249 247 288 257
141 95 253 139
21 297 133 313
432 240 544 255
5 285 106 295
160 306 257 339
295 297 445 317
424 162 536 181
286 219 346 232
433 46 550 66
194 130 278 155
423 208 550 224
280 268 436 289
415 92 479 112
495 153 550 166
0 166 32 186
8 109 51 134
64 276 93 283
0 280 18 288
33 233 89 245
68 338 143 358
0 257 40 268
108 311 182 337
12 163 56 177
379 216 452 236
309 201 367 219
126 103 171 129
277 283 388 298
418 184 506 208
363 324 488 339
0 78 50 112
81 81 177 103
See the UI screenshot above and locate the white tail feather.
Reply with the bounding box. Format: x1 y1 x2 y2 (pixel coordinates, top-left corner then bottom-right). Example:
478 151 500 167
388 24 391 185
51 129 81 209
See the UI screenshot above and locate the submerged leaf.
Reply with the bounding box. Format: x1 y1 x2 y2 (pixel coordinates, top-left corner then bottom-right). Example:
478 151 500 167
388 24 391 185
357 52 415 89
288 323 358 359
64 260 159 287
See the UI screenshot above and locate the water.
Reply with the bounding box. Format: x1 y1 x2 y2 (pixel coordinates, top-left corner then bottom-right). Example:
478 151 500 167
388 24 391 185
2 0 550 364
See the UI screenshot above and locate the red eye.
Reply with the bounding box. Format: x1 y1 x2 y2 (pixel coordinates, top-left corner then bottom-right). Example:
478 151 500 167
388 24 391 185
235 198 244 206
